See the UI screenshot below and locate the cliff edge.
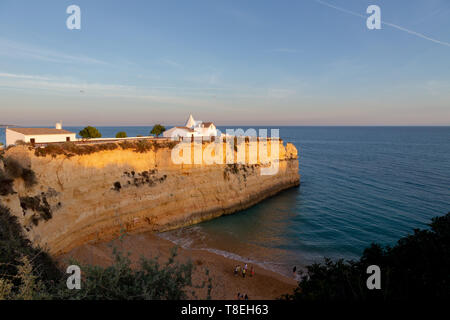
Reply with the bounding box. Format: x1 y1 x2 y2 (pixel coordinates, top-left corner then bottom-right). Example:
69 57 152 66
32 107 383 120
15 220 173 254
0 140 300 255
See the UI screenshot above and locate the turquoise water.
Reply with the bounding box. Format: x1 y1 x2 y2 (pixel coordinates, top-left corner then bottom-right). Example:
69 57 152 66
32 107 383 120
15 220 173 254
160 126 450 276
2 126 449 276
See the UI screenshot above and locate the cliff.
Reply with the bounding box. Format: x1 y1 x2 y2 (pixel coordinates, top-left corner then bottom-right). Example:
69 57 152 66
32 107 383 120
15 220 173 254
0 140 299 255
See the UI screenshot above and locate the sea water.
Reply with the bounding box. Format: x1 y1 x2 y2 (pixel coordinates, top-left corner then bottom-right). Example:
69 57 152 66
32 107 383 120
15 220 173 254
1 126 449 277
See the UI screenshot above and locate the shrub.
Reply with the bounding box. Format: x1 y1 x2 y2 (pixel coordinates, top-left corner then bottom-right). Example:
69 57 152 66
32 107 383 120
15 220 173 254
0 203 62 297
0 200 208 300
57 247 197 300
150 124 166 137
113 181 121 191
21 169 37 188
134 140 152 153
34 144 66 158
0 170 15 196
283 212 450 301
35 142 119 158
116 131 127 138
1 159 37 189
20 195 52 224
4 158 23 178
119 141 134 150
79 126 102 139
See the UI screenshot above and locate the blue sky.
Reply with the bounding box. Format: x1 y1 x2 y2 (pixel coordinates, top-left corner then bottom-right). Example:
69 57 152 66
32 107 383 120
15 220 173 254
0 0 449 126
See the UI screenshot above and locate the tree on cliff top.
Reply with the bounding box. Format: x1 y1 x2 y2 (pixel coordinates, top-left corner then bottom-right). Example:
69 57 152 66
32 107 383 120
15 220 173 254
150 124 166 137
79 126 102 139
115 131 127 138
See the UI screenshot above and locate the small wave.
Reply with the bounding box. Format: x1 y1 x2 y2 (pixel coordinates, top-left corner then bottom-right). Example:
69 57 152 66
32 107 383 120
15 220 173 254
203 247 291 276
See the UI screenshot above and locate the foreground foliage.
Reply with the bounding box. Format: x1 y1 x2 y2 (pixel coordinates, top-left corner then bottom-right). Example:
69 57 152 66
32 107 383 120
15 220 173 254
0 203 207 300
0 204 62 299
284 212 450 301
58 248 197 300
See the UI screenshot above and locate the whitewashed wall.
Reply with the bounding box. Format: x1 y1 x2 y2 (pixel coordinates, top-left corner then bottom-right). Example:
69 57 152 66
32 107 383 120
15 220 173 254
5 129 25 146
6 129 76 146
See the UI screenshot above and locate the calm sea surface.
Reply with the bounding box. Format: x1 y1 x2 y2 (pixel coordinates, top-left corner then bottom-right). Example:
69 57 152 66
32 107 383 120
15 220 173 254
2 126 449 276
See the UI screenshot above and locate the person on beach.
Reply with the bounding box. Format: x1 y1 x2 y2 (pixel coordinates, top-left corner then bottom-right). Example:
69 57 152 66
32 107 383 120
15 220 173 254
244 263 248 271
244 294 249 300
237 292 240 300
293 266 297 278
242 268 246 278
234 265 238 276
250 266 254 277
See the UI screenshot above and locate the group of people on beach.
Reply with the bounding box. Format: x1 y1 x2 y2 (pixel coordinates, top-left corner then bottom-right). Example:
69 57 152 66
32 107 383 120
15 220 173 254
233 263 253 300
236 292 249 300
233 263 254 278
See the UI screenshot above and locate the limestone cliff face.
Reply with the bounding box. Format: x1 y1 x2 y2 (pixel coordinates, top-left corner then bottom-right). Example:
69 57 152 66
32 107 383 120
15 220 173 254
0 141 299 255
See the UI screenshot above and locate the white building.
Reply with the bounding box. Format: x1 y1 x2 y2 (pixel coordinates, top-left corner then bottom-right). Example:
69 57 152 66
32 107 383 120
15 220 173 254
5 123 76 147
162 126 195 139
163 115 218 139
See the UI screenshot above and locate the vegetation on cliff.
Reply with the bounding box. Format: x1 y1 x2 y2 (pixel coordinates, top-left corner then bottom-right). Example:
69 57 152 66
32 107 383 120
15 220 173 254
283 212 450 301
0 202 209 300
0 158 37 195
34 140 179 158
0 203 62 299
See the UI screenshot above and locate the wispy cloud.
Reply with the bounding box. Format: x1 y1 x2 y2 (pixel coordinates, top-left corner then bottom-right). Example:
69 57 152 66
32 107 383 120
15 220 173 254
313 0 450 48
0 38 108 65
0 72 52 81
0 71 295 107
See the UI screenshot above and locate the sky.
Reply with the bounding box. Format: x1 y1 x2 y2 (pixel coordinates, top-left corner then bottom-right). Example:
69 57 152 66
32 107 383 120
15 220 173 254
0 0 449 126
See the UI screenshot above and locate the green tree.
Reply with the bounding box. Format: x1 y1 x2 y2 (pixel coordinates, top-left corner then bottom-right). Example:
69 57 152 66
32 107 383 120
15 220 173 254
150 124 166 137
115 131 127 138
79 126 102 139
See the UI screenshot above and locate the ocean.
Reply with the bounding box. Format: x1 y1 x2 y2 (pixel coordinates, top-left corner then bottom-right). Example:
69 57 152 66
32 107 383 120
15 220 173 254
2 126 449 277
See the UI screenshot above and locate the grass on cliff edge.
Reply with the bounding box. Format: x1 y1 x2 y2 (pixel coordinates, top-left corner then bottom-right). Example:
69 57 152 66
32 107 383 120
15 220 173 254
33 140 179 158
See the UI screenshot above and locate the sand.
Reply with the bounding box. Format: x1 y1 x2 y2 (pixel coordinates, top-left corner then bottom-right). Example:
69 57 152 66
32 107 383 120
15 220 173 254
57 232 297 300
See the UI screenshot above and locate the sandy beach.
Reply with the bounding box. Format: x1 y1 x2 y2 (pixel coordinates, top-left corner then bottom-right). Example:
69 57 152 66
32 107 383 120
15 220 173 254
57 232 297 300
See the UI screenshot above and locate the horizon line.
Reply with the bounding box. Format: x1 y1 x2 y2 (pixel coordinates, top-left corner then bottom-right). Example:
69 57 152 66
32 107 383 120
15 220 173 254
2 124 449 128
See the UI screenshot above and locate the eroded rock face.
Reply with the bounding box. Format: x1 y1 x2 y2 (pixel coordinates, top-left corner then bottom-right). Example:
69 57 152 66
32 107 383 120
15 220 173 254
1 141 300 255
